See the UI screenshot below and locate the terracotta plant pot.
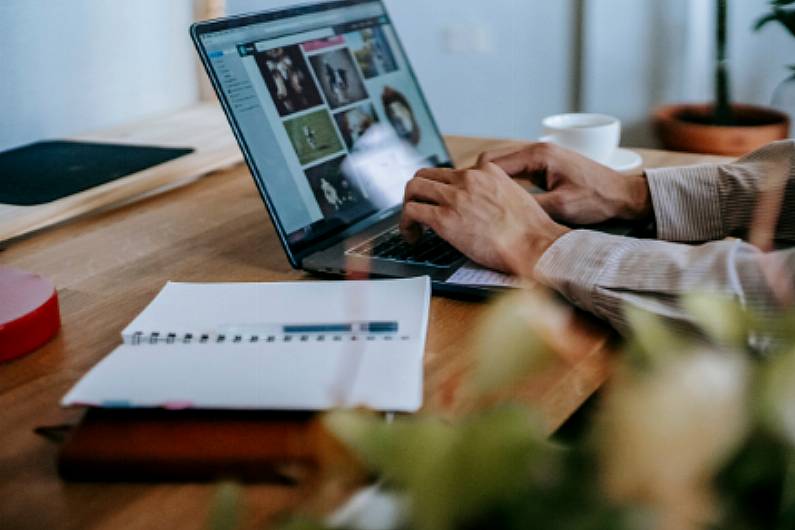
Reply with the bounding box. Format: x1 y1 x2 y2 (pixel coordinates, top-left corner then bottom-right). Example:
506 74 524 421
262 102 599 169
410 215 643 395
653 103 790 156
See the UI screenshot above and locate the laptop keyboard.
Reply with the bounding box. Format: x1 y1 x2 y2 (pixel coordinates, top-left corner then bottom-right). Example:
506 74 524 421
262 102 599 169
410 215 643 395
347 226 464 268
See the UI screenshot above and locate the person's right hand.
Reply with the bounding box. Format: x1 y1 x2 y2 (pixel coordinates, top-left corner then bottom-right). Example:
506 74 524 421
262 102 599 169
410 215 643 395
478 143 654 226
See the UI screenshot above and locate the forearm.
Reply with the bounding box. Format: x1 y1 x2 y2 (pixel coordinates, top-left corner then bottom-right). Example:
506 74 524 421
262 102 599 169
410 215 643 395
534 230 790 336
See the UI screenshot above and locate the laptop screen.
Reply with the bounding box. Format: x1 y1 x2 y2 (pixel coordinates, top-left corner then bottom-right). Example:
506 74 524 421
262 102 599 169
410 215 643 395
197 1 451 255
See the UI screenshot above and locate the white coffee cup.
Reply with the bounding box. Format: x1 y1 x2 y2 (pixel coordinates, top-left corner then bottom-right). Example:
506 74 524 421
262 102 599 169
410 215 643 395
541 113 621 164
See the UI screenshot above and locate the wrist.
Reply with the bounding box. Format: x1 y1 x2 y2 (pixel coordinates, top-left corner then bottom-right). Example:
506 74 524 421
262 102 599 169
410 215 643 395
513 222 571 276
618 173 653 221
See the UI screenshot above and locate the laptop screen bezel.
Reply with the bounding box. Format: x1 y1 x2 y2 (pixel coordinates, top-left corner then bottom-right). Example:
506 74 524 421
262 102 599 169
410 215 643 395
191 0 453 268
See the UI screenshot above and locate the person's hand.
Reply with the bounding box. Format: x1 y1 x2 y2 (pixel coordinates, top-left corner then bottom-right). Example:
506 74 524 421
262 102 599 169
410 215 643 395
400 161 570 275
478 143 653 226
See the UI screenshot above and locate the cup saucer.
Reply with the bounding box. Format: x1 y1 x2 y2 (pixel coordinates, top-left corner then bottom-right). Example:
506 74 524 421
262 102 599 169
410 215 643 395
606 148 643 172
536 137 643 172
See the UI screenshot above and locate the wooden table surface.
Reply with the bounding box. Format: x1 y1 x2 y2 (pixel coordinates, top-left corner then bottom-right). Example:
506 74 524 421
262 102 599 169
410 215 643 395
0 122 728 530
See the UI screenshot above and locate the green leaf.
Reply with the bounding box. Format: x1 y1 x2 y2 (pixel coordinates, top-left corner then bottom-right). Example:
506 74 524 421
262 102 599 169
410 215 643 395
757 347 795 444
777 451 795 529
746 310 795 355
755 7 795 37
756 12 780 31
468 292 555 397
623 306 689 372
406 408 554 530
322 410 402 472
714 432 790 529
681 293 749 348
325 407 556 530
206 482 243 530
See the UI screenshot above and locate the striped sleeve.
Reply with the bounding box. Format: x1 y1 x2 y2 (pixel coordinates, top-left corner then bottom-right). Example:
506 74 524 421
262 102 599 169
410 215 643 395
533 141 795 335
645 140 795 243
534 230 793 335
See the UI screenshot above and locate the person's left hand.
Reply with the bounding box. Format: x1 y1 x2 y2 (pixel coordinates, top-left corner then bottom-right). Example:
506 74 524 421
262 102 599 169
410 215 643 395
400 161 570 275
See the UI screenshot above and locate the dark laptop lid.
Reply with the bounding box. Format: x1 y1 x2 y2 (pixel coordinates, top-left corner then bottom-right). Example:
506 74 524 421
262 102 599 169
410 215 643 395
192 1 451 266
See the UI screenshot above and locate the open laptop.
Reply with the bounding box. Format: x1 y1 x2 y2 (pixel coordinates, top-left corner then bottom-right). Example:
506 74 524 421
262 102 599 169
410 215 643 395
191 1 628 296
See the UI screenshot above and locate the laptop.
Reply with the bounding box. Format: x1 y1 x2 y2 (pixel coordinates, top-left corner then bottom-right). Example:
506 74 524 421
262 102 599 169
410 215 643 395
191 1 629 296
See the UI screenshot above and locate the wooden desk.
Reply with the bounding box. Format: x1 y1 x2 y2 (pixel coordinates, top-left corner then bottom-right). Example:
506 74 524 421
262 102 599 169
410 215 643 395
0 109 728 530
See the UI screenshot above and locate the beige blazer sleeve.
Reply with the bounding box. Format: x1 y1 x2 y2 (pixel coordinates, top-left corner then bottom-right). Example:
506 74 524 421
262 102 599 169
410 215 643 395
534 141 795 336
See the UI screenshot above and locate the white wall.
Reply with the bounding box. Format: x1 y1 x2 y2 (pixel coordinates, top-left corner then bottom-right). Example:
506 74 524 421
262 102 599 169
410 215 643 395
226 0 576 140
583 0 795 147
4 1 787 151
0 0 199 151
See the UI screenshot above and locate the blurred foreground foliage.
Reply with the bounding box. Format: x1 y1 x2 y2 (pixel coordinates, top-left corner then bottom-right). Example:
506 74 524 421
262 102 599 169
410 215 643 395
213 290 795 530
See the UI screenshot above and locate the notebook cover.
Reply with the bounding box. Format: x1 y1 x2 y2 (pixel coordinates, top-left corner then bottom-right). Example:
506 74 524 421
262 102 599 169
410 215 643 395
57 409 321 483
0 140 194 206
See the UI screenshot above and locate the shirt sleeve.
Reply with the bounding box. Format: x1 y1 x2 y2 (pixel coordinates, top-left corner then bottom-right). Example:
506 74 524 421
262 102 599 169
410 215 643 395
534 230 793 336
645 140 795 243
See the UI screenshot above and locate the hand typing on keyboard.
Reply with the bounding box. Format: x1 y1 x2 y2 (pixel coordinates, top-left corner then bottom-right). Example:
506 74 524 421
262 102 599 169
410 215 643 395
400 151 570 275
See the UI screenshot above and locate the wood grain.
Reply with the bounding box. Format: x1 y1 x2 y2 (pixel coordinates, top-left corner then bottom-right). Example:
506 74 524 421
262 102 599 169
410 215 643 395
0 107 729 530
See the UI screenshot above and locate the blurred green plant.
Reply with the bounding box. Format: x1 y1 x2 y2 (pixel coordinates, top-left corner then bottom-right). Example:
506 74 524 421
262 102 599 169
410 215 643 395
713 0 795 123
207 482 243 530
266 290 795 530
755 1 795 37
755 0 795 79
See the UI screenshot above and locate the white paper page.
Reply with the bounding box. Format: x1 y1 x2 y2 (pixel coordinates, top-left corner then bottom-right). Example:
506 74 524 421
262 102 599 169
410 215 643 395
64 277 431 412
446 262 521 288
61 339 424 412
123 277 430 343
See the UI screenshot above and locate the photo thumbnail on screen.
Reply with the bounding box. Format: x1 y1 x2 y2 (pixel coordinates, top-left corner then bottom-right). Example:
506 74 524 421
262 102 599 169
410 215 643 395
309 48 368 109
255 45 323 116
283 109 344 166
348 26 398 79
334 103 380 151
381 86 421 145
305 156 367 218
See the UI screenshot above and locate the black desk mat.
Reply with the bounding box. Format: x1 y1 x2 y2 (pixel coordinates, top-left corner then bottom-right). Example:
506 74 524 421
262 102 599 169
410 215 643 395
0 140 194 206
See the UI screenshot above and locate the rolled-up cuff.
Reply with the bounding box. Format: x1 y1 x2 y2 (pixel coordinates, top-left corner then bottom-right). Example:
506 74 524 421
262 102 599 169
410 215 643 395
533 230 627 314
646 165 723 242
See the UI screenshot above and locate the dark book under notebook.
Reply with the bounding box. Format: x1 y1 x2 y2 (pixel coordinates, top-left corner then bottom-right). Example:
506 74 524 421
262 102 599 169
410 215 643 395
57 409 321 483
0 140 193 206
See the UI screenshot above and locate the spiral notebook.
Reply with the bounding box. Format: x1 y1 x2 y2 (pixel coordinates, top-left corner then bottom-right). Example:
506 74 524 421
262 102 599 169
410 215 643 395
62 277 431 412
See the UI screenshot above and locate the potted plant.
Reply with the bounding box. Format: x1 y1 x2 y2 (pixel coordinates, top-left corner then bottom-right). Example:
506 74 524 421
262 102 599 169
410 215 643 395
654 0 790 156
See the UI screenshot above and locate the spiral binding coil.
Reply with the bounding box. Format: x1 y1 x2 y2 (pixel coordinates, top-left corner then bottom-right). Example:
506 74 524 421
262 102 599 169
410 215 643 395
129 331 410 345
